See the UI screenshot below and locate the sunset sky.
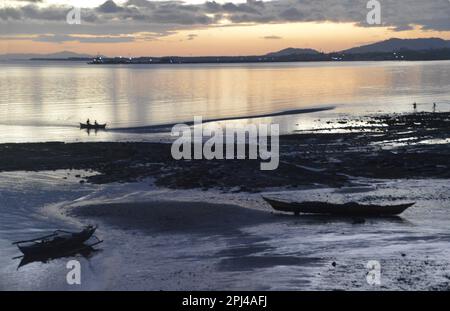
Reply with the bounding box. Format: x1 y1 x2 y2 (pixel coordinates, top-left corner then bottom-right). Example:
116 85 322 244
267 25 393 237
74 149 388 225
1 0 450 56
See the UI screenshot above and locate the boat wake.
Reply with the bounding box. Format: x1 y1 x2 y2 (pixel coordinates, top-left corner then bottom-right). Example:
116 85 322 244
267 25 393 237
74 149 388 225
108 106 336 133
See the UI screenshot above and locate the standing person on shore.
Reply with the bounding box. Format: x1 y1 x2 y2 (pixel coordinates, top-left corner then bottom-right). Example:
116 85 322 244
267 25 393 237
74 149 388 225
413 102 417 112
433 103 436 113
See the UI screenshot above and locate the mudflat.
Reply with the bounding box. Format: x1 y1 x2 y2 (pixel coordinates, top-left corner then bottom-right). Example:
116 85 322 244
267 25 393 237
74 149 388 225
0 112 449 191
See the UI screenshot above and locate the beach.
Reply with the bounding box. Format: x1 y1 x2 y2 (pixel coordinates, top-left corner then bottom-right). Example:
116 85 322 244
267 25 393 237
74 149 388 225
3 0 450 296
1 111 450 290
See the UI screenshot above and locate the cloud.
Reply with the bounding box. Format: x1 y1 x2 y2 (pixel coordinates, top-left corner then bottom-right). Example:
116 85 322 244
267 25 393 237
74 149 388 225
34 34 135 43
263 35 282 40
0 0 449 42
187 33 198 40
0 4 70 21
0 33 136 43
97 0 125 13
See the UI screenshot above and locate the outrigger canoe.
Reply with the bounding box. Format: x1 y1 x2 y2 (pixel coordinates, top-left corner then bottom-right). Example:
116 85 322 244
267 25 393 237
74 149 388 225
263 197 414 216
80 123 107 130
13 225 102 257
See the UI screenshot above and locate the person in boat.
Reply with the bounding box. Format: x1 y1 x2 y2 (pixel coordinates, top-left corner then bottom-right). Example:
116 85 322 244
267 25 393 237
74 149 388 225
94 120 99 126
86 118 90 126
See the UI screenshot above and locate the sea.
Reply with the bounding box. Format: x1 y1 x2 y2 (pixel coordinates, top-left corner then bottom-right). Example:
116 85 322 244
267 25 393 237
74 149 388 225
1 60 449 143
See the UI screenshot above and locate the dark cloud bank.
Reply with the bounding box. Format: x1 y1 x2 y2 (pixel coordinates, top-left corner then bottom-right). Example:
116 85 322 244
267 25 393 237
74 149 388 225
0 0 449 42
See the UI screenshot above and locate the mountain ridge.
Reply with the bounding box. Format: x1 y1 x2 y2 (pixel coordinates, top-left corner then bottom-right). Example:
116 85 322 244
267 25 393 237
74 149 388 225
265 47 320 57
0 51 93 60
341 38 450 54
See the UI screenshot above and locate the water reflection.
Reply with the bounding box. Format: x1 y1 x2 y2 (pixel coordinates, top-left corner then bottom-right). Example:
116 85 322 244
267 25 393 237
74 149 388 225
1 61 449 143
16 245 101 270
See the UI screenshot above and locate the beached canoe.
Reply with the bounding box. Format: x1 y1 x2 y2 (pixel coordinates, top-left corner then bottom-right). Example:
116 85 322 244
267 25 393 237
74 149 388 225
263 197 414 216
80 123 107 130
13 225 100 256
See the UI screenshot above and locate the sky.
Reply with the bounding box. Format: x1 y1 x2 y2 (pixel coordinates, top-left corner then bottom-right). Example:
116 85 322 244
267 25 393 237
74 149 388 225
1 0 450 56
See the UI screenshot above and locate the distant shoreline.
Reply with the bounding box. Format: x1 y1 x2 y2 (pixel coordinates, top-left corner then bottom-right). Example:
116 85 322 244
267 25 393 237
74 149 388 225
21 49 450 64
2 38 449 63
25 58 450 64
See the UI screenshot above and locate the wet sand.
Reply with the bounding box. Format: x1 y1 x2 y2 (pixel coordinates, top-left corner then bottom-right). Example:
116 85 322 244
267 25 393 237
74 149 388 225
69 182 450 291
1 176 450 290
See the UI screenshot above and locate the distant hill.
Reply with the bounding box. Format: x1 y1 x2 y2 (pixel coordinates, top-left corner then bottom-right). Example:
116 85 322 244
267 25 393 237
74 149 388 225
342 38 450 54
265 47 320 57
0 51 93 60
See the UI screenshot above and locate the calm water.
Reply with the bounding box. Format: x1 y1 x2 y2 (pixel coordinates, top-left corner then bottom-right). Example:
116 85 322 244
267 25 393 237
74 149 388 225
1 60 449 142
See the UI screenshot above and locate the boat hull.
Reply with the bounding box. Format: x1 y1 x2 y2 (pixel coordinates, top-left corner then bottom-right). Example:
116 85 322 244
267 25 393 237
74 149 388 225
17 227 97 256
80 123 106 130
263 197 414 216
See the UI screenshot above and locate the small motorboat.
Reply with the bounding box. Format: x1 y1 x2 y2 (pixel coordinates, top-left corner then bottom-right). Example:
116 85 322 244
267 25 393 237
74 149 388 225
13 225 102 257
80 122 107 130
263 197 414 216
